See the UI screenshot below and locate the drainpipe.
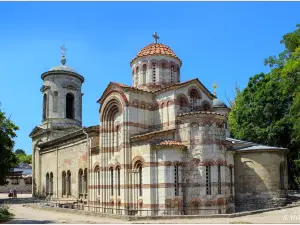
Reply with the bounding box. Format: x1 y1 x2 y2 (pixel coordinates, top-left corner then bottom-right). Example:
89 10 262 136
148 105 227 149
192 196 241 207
82 127 91 207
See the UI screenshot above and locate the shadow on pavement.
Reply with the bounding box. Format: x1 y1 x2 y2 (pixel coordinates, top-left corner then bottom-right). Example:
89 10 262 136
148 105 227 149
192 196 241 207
5 219 54 224
0 197 42 205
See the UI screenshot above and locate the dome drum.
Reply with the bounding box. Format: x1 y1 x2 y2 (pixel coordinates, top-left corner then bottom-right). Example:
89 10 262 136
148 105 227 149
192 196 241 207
131 41 182 90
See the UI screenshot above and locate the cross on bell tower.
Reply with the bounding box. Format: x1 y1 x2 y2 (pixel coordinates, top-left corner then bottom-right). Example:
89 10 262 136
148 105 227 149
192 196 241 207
213 83 217 97
152 32 159 44
60 44 67 65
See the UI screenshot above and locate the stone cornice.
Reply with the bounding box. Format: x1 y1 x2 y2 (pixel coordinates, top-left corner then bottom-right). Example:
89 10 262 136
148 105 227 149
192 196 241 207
41 70 85 83
40 85 50 92
130 128 175 142
178 110 227 119
38 125 99 150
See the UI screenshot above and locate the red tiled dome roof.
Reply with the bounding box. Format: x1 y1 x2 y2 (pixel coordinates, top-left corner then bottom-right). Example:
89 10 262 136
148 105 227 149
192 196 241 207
130 43 182 66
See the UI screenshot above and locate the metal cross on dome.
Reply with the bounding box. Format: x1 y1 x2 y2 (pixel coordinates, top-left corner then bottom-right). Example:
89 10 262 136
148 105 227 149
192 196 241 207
152 32 159 44
60 44 67 56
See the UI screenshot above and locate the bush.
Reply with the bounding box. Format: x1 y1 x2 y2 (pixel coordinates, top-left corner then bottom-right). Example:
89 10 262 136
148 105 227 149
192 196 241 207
0 204 13 222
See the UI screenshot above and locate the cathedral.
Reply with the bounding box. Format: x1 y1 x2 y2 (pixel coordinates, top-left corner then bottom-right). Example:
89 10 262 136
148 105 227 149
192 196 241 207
30 33 289 216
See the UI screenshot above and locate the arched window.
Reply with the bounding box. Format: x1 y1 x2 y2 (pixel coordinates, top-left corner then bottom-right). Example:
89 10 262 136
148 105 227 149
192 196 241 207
116 125 120 152
66 93 74 119
94 166 100 199
180 99 184 110
78 169 83 194
203 103 210 111
143 64 147 84
67 170 71 195
50 172 53 194
161 103 165 125
167 101 171 126
62 171 66 195
280 163 284 190
152 63 156 84
53 91 58 112
110 167 114 196
117 166 121 196
177 66 180 82
229 167 233 194
137 164 143 196
206 165 211 195
170 65 174 84
43 94 48 120
84 168 88 194
190 90 198 110
174 164 179 196
135 67 139 87
46 173 49 194
218 165 221 194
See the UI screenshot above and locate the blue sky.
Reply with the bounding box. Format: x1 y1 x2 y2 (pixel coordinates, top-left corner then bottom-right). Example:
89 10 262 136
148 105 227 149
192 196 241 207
0 2 299 154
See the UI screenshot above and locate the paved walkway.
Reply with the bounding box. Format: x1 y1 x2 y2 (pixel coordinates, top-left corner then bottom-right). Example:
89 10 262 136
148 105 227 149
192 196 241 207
1 194 300 224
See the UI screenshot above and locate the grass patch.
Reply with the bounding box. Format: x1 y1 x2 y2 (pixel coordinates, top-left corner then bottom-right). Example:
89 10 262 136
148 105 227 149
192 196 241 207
0 204 14 223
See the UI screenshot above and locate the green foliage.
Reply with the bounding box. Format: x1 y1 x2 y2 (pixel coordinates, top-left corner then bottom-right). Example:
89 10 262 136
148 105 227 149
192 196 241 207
15 149 25 155
0 204 13 222
16 153 32 164
0 105 19 185
229 25 300 188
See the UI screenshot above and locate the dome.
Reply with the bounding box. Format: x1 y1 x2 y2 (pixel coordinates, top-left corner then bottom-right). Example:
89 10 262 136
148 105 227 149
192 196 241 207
48 55 78 73
213 98 227 108
130 43 182 66
49 65 77 73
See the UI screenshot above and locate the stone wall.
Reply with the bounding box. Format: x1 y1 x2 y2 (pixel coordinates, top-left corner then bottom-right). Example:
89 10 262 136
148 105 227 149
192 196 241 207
234 150 288 212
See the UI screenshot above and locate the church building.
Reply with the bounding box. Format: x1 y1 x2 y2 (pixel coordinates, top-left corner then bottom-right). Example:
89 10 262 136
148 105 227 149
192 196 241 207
30 33 289 215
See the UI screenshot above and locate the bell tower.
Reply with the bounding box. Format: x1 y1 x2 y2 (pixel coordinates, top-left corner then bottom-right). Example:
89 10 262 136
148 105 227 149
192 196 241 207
39 45 84 135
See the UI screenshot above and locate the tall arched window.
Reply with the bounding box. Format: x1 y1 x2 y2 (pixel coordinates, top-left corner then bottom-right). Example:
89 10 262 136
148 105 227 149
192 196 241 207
177 66 180 82
43 94 48 120
143 64 147 84
66 93 74 119
116 125 120 152
180 99 184 110
135 67 139 87
190 90 198 110
50 172 53 194
206 165 211 195
229 167 233 194
138 163 143 196
62 171 66 195
170 65 174 84
53 91 58 112
67 170 71 195
174 164 179 196
167 101 171 126
152 63 156 85
110 168 114 196
46 173 49 194
117 166 121 196
84 168 88 194
280 163 284 190
78 169 83 194
161 103 165 126
217 165 221 194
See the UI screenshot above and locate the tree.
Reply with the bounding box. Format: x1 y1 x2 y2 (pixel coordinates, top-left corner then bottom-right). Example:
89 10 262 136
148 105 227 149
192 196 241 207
229 25 300 187
16 153 32 164
15 149 25 155
0 105 19 185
